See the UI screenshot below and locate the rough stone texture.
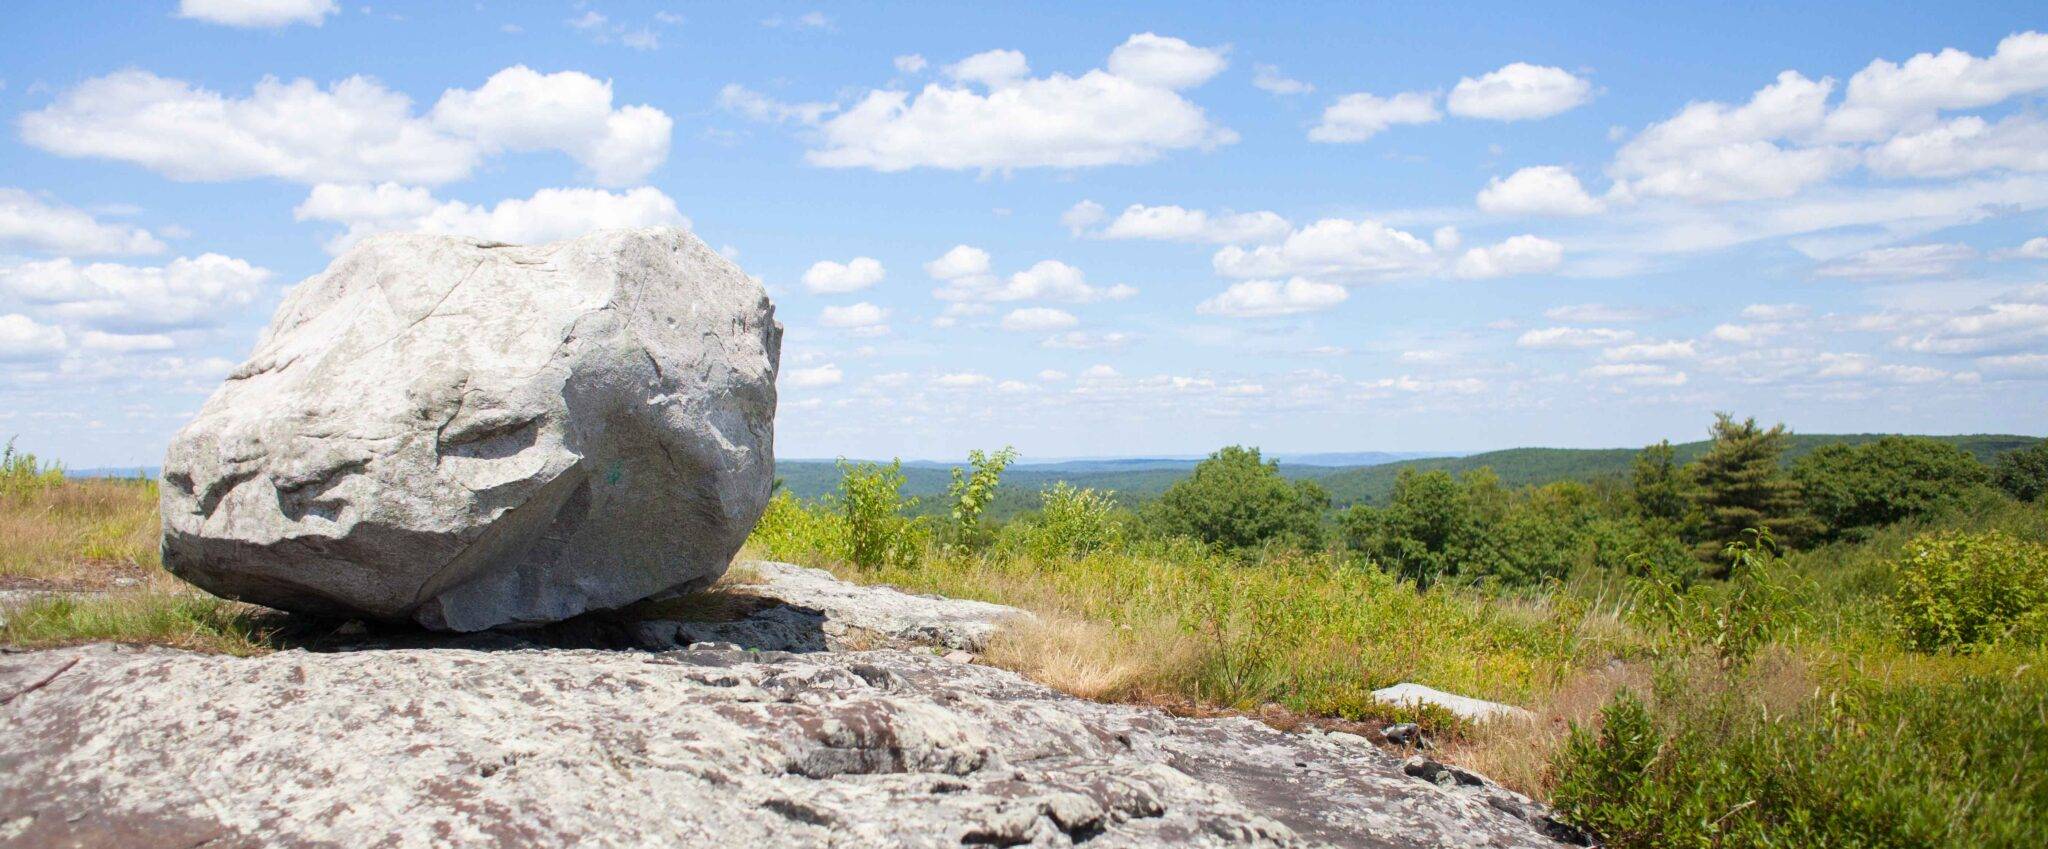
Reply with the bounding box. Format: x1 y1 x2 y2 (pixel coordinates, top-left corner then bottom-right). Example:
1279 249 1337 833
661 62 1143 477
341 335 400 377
159 228 780 632
0 643 1577 849
633 561 1033 653
1371 683 1536 724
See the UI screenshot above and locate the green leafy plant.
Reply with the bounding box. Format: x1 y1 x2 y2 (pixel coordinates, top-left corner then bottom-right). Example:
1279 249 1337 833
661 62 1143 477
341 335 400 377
1015 482 1124 560
836 459 927 570
1 437 65 501
946 446 1016 549
1992 439 2048 502
1635 529 1798 669
1792 436 1988 540
1889 529 2048 652
1147 446 1328 552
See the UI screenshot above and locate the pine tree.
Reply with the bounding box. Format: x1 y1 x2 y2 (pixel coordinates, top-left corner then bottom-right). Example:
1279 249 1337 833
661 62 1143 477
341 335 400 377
1687 413 1817 571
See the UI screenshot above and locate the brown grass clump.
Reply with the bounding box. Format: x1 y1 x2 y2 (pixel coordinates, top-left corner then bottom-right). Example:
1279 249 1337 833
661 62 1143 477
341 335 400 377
980 613 1202 702
1 477 160 588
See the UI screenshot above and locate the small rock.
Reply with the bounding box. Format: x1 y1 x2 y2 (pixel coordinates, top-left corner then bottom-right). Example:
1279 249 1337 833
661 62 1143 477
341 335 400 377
1403 755 1484 788
333 620 367 637
1372 682 1535 723
1325 730 1372 748
1383 722 1428 748
941 650 975 664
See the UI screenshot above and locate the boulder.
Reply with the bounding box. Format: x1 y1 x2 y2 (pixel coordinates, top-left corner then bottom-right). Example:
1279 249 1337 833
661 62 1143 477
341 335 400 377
159 228 780 631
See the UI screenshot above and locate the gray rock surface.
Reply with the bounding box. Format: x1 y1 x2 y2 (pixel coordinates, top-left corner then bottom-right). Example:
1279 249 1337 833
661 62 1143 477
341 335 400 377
634 561 1033 653
0 643 1578 848
159 228 780 631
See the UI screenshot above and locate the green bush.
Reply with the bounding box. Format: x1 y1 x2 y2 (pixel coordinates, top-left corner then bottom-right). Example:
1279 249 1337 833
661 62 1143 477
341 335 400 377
946 446 1016 549
1889 530 2048 652
747 490 847 562
1792 436 1988 540
1010 482 1124 560
1633 531 1800 669
1992 439 2048 502
1552 673 2048 848
1147 446 1327 551
835 459 928 570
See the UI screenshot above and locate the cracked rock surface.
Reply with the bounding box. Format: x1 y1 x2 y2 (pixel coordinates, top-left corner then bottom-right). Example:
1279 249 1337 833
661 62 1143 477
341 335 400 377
1 640 1574 848
159 228 781 631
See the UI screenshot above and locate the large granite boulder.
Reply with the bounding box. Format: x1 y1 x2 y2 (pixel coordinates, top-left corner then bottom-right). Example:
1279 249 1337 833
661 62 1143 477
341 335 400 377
159 228 780 631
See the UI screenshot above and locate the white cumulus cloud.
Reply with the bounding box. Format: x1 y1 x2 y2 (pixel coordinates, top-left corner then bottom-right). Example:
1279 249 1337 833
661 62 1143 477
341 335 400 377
1447 63 1593 120
177 0 337 28
0 254 271 331
1196 278 1348 317
0 189 166 256
293 183 687 253
802 257 885 294
999 307 1079 332
1454 235 1564 279
0 314 68 360
1308 91 1441 142
1476 166 1604 216
1092 204 1291 244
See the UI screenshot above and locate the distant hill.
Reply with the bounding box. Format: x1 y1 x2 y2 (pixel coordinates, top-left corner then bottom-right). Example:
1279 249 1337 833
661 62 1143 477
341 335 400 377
67 466 160 479
1313 433 2039 506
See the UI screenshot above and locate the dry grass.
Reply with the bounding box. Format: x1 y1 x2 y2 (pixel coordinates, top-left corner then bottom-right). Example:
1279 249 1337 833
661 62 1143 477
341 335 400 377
980 612 1203 702
1 477 159 587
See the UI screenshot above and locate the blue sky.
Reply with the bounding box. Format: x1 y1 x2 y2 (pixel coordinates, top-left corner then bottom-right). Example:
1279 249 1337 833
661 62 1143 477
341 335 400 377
2 1 2045 467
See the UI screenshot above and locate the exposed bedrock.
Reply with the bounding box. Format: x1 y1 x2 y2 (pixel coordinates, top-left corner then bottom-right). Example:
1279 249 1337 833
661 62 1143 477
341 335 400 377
159 228 780 631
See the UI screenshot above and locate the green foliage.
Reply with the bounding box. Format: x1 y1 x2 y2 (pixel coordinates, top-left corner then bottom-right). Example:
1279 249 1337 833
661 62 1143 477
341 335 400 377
1688 414 1818 567
747 490 848 562
1 437 65 500
1552 672 2048 849
1342 469 1469 586
1009 482 1124 560
1889 530 2048 652
0 592 273 655
835 459 927 570
1793 436 1988 539
946 446 1016 549
1634 530 1800 669
1629 440 1688 524
1148 446 1328 551
1992 438 2048 502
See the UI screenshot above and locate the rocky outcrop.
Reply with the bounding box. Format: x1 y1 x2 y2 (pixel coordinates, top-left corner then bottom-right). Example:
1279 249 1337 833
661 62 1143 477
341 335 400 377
1371 683 1535 724
0 642 1577 848
159 228 780 632
632 561 1032 653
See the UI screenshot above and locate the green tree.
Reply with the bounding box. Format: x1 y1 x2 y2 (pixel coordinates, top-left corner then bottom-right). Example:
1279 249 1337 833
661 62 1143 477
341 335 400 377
1342 469 1473 587
1992 439 2048 502
946 446 1016 549
1629 440 1688 524
1791 436 1988 539
1687 414 1816 569
1150 446 1328 550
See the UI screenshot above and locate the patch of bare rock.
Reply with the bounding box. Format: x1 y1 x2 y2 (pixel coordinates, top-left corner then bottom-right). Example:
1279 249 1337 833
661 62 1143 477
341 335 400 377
1 561 1581 848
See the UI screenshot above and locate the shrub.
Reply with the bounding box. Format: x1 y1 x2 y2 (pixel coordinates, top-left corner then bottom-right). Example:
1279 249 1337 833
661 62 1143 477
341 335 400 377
1629 440 1688 524
1 438 65 501
1792 436 1988 540
835 459 927 570
1013 482 1124 560
946 446 1016 549
746 490 847 563
1992 439 2048 502
1148 446 1327 551
1889 530 2048 652
1633 530 1799 669
1550 691 1663 846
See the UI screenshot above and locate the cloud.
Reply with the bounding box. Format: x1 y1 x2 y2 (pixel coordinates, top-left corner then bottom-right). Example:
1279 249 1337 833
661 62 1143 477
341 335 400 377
1104 32 1229 89
1476 166 1604 216
0 314 67 360
894 54 928 74
1976 352 2048 377
1040 330 1133 350
1061 200 1107 235
1609 71 1849 202
802 257 885 294
1091 203 1291 243
1708 322 1787 344
1823 31 2048 142
1893 301 2048 354
1742 303 1810 320
1516 326 1636 348
0 189 166 256
716 84 835 125
177 0 336 28
0 254 270 331
929 252 1134 303
1196 278 1348 317
1545 303 1650 323
934 372 991 388
1212 218 1438 280
2008 236 2048 260
1252 64 1312 96
1812 243 1974 278
293 183 687 253
23 66 672 186
795 33 1235 171
999 307 1078 332
1865 114 2048 178
1446 63 1593 120
785 363 843 388
1308 91 1440 142
819 302 890 333
1601 340 1697 361
1453 235 1564 278
79 330 176 353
